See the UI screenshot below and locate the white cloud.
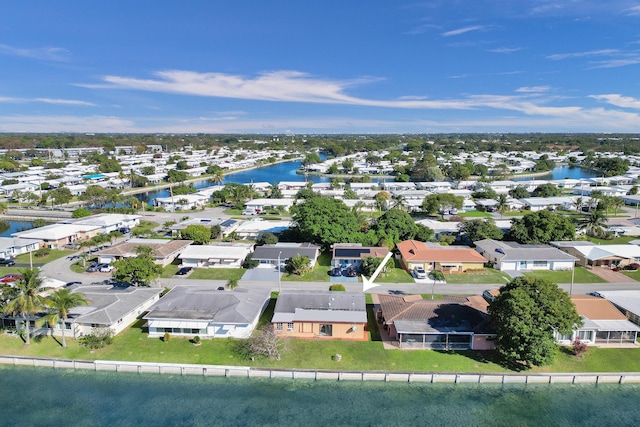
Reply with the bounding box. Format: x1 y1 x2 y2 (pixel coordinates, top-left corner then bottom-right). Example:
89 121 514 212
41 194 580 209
587 58 640 68
0 44 71 61
441 25 487 37
34 98 95 106
623 5 640 16
487 47 522 53
590 94 640 109
515 86 551 93
546 49 619 60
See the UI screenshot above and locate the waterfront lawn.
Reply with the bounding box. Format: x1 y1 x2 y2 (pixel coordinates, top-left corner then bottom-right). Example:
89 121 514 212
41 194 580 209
15 249 74 265
442 269 510 285
523 267 607 284
188 268 246 281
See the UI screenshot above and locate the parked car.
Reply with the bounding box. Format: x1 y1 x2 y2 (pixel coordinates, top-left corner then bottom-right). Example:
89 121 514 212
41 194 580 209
345 267 358 277
118 227 131 234
0 258 15 266
329 267 343 277
413 266 427 279
217 286 225 291
0 274 23 283
63 243 80 250
176 267 193 276
99 264 115 273
65 281 82 287
86 263 101 272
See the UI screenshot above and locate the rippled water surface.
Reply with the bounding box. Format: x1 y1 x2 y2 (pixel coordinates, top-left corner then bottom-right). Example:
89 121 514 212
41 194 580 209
2 366 640 426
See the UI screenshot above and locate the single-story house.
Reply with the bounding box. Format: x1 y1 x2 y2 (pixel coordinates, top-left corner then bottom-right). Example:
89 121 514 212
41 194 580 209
396 240 487 274
331 244 389 269
550 242 640 269
0 237 42 258
474 239 576 271
251 243 321 268
376 294 495 350
555 295 640 346
153 193 209 211
232 219 292 240
243 198 295 214
593 290 640 327
272 290 368 341
95 238 193 266
519 196 582 212
12 223 102 249
170 217 240 238
415 218 461 240
144 286 271 339
1 284 162 338
178 243 253 268
62 213 141 233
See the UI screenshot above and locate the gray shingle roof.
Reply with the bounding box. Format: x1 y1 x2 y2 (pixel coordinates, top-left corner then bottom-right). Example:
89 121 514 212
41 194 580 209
272 290 366 323
474 239 576 262
144 286 271 324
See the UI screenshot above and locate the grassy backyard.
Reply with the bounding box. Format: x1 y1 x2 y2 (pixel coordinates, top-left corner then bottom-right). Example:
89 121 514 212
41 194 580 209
523 267 607 283
15 249 74 265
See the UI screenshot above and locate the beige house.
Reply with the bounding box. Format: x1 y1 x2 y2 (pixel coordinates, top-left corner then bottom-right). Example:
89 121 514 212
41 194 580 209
397 240 487 274
272 291 368 341
95 239 193 266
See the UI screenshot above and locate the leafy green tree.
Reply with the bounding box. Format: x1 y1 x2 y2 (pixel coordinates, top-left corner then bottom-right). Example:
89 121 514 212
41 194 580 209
3 269 51 345
256 232 278 246
180 225 211 244
509 210 575 244
72 208 92 218
458 219 504 244
372 209 418 247
291 196 361 250
49 187 73 206
489 276 582 368
269 183 283 199
532 183 561 197
112 246 163 287
421 194 464 217
210 224 221 240
374 191 391 211
414 223 435 242
45 288 89 348
360 255 394 278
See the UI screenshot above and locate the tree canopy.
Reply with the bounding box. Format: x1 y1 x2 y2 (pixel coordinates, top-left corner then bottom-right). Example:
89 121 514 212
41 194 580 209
180 224 212 245
509 210 575 244
488 276 582 368
458 219 504 244
290 196 361 249
112 246 163 286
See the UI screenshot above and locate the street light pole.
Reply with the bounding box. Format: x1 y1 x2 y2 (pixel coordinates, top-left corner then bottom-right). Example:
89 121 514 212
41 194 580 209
570 264 575 295
277 251 282 293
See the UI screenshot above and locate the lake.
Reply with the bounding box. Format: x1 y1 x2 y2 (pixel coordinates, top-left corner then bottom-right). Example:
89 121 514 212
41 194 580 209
2 366 640 426
0 220 34 238
513 165 600 181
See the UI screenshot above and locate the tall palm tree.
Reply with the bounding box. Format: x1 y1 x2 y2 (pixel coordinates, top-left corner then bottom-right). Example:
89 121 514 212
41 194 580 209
4 269 51 345
45 288 89 348
496 194 508 219
212 170 225 188
579 209 608 238
573 197 584 212
610 196 625 217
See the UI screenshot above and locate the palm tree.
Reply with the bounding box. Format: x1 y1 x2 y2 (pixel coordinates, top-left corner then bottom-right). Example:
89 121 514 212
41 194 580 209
212 170 224 188
225 279 239 290
45 288 89 348
610 196 625 217
579 209 608 238
573 196 584 212
3 269 51 345
429 270 445 300
496 194 508 219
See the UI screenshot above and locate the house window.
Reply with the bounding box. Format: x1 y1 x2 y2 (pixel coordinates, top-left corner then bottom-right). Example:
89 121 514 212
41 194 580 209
557 333 572 341
287 322 294 331
577 330 593 341
319 324 332 336
276 323 283 331
533 261 548 267
519 261 527 268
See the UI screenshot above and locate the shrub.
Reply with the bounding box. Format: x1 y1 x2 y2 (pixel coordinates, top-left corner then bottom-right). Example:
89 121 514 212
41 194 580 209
573 337 588 358
163 331 171 343
193 335 201 343
34 248 50 258
80 327 114 349
329 284 346 291
623 263 640 271
72 208 92 218
242 254 259 269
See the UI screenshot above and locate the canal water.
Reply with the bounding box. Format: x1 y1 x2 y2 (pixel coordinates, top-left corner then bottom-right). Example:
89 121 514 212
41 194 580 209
1 366 639 426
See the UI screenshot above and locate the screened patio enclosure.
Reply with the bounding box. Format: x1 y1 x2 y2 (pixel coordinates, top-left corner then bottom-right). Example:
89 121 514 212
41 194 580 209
394 319 474 350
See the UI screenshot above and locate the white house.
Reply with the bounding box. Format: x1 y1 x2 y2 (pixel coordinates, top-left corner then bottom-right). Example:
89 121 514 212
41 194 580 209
144 286 271 339
0 237 42 258
154 193 209 211
178 243 253 268
474 239 576 272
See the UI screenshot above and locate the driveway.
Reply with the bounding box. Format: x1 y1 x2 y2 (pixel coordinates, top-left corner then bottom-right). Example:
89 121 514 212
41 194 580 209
241 266 281 282
588 267 636 283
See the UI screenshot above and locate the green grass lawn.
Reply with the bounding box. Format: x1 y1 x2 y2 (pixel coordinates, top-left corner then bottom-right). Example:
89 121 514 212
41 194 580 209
375 261 415 283
523 267 607 283
621 270 640 281
162 264 181 278
583 235 638 245
14 249 74 265
442 268 511 285
4 321 640 374
458 211 493 218
188 268 246 281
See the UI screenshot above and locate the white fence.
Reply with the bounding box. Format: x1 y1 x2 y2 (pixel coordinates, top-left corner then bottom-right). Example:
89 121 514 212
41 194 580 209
2 355 640 384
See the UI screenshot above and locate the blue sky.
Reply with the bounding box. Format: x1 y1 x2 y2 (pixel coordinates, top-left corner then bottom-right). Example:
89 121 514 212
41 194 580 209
1 1 640 134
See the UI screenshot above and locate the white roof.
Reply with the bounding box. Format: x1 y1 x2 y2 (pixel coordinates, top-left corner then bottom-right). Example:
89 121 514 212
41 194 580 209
13 223 99 240
595 291 640 318
573 244 640 261
179 245 251 260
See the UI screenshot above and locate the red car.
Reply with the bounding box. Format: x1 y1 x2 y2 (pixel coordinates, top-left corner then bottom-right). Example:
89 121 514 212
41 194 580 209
0 274 23 283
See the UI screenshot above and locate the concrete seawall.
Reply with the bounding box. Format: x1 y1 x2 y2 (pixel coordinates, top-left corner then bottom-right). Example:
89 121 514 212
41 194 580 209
2 355 640 384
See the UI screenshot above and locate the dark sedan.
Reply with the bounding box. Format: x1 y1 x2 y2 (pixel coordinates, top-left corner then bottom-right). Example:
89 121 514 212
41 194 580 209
176 267 193 276
329 267 343 277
